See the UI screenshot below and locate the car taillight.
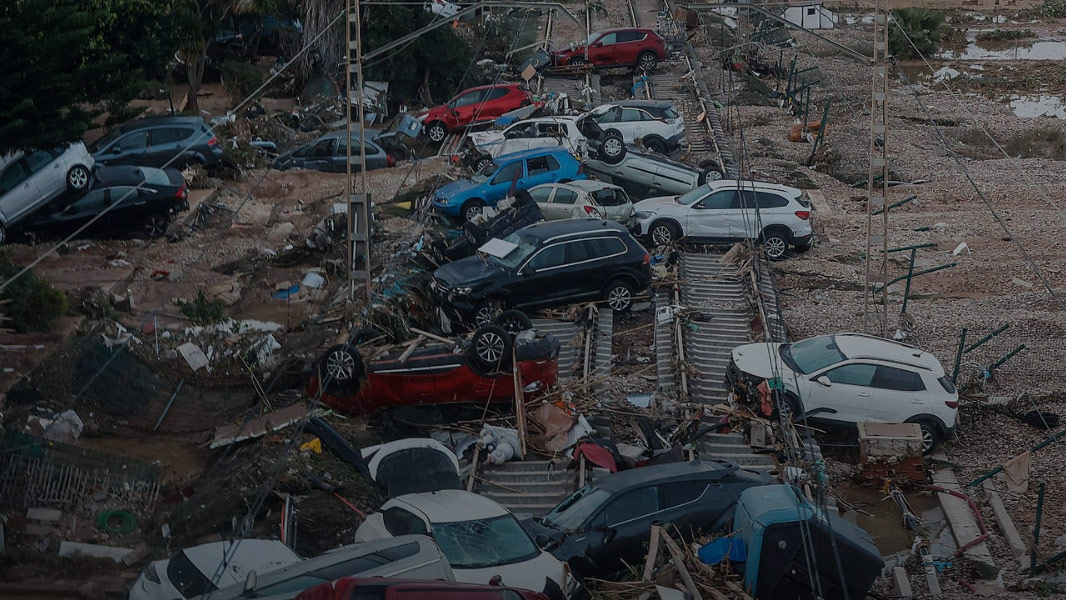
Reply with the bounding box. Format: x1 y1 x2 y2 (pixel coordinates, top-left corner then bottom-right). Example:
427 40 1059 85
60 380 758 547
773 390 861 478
583 205 598 216
642 251 650 265
175 184 187 198
795 210 811 220
208 136 218 146
945 400 958 409
387 154 396 167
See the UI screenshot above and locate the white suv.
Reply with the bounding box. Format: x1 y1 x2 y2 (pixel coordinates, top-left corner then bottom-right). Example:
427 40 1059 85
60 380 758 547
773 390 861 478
631 180 814 259
582 100 687 155
465 117 587 171
727 333 959 453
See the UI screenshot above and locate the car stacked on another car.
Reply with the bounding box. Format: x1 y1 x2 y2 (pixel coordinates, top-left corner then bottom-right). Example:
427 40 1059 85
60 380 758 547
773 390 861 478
0 143 94 244
90 116 223 169
727 333 959 453
552 28 667 71
418 83 533 144
432 220 652 327
584 136 724 200
582 101 687 155
527 180 635 225
631 179 814 258
464 116 588 171
432 148 585 222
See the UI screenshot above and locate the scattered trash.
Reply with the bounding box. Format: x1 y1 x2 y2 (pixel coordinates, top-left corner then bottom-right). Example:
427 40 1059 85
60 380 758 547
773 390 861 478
177 341 210 371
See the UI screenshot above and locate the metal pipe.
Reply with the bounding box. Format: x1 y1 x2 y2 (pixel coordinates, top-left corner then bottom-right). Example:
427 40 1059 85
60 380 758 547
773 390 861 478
901 248 917 315
878 261 956 290
888 242 936 253
952 328 967 384
153 379 185 432
990 344 1026 371
1032 482 1046 571
872 194 917 216
967 428 1066 486
964 324 1010 354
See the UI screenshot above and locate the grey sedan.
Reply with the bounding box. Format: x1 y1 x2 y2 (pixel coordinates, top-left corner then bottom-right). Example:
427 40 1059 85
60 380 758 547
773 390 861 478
273 130 393 173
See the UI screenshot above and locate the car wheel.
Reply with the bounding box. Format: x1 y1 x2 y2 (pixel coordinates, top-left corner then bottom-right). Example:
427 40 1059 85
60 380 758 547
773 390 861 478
910 419 941 454
0 222 6 246
319 344 366 393
475 155 493 172
570 57 588 67
494 309 533 337
469 325 514 373
474 302 500 328
775 393 802 423
604 279 635 312
650 220 680 246
461 199 485 223
697 159 725 185
600 131 626 165
66 165 90 191
142 213 170 238
644 137 668 154
427 121 447 144
761 228 790 261
637 51 659 72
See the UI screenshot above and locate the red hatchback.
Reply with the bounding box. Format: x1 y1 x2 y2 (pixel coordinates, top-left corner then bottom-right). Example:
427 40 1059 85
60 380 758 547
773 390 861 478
418 83 532 144
307 323 560 416
552 28 667 71
296 577 553 600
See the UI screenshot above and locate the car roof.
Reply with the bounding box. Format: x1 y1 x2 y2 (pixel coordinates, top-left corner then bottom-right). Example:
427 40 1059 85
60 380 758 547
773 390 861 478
495 147 575 161
512 116 579 125
465 82 522 92
560 179 622 192
608 100 674 110
320 128 383 140
392 490 508 522
120 115 205 132
831 333 942 372
515 219 629 241
705 179 802 197
598 27 655 34
593 460 741 493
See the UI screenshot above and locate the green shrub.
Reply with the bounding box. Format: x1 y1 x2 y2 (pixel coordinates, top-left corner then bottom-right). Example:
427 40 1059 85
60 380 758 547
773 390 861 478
976 29 1036 42
0 251 69 333
178 290 225 325
221 61 265 101
889 8 946 59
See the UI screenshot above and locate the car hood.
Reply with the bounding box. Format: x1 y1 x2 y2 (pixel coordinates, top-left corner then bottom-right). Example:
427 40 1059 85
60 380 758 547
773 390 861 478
436 178 481 201
468 131 505 148
434 255 501 287
731 342 787 380
521 517 566 547
633 195 680 213
455 550 566 600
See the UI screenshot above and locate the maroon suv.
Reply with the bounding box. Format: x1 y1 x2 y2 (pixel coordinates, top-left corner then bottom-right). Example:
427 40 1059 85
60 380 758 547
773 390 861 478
552 27 667 71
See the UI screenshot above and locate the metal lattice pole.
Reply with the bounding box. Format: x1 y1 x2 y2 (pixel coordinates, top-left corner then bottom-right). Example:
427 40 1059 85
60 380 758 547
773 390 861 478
864 3 890 336
347 0 372 304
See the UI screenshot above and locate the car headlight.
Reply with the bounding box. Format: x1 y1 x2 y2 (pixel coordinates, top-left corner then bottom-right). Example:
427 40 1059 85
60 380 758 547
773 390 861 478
634 211 655 220
453 286 473 295
436 197 449 206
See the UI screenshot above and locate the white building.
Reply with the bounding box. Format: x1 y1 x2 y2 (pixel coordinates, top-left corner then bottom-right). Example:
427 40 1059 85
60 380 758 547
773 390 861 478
783 3 837 29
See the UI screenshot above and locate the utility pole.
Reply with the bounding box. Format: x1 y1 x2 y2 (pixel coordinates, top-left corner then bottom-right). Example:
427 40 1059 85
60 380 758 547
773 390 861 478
346 0 372 304
864 3 889 337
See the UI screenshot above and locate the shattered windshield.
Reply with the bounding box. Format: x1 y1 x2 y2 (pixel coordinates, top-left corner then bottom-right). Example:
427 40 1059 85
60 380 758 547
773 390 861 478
485 231 538 270
470 161 497 184
431 514 540 569
781 336 846 374
677 184 710 206
542 487 611 530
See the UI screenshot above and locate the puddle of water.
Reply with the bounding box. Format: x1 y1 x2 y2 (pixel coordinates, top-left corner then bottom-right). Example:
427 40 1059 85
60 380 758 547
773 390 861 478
1010 94 1066 119
836 484 943 556
938 39 1066 61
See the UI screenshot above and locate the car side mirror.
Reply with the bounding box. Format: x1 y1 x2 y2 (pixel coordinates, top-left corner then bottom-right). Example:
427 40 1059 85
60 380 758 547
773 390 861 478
522 267 535 276
242 571 257 596
110 146 122 154
602 527 617 543
815 375 832 387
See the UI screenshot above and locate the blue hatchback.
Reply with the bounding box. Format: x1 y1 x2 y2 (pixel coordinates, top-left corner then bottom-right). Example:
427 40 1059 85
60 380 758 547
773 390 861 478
432 148 585 222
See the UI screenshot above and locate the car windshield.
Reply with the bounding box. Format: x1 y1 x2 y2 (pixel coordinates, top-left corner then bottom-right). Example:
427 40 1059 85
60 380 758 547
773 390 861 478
542 487 612 530
483 231 538 269
470 161 497 184
780 336 846 374
662 107 680 119
431 514 540 569
88 128 123 153
166 553 215 598
677 184 711 206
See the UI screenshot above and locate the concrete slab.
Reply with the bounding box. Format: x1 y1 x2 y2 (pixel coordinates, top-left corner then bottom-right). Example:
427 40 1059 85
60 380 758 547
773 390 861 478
988 490 1028 569
930 457 995 567
26 508 62 522
891 566 913 599
806 188 833 216
58 541 134 562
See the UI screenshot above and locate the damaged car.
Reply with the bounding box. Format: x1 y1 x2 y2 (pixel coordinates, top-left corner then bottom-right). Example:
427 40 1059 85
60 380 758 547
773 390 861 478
273 130 395 172
584 136 724 200
432 220 652 327
522 460 771 579
583 101 687 155
307 314 560 416
552 28 667 71
431 190 544 263
463 117 587 172
528 180 635 224
418 83 533 144
355 489 572 600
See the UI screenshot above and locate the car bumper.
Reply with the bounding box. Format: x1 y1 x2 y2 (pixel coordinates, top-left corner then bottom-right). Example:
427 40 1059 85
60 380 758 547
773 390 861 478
666 131 688 151
432 199 462 218
788 230 815 247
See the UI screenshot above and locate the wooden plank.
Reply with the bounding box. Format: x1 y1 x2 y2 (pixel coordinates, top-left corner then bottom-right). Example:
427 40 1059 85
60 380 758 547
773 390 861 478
643 525 662 582
660 530 704 600
409 327 456 346
513 348 527 457
397 335 425 363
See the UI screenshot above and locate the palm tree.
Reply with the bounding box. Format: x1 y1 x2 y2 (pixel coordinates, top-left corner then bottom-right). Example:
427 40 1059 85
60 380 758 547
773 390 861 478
889 8 946 60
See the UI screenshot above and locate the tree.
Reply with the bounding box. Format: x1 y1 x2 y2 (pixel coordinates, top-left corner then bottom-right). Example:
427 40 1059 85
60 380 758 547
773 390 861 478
0 0 177 154
889 8 946 60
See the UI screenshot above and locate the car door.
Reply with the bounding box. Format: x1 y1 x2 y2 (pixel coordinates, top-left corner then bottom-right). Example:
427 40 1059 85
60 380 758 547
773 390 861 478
589 31 621 65
46 188 111 236
685 189 734 241
648 161 697 195
618 108 649 142
657 480 721 539
565 237 625 300
867 365 931 423
477 87 512 121
24 148 65 203
514 242 569 308
549 186 582 219
146 127 193 166
103 130 150 166
451 89 487 126
523 155 561 189
486 159 524 202
592 187 634 222
586 485 660 570
528 184 560 219
0 158 39 221
302 138 337 172
810 362 879 423
728 188 763 240
502 122 536 154
737 190 790 240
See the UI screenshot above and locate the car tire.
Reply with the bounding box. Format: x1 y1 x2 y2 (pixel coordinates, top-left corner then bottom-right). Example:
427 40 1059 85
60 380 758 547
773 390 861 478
426 121 448 144
469 325 514 373
599 130 626 165
570 57 588 67
66 165 90 191
603 278 635 312
142 213 170 238
644 137 668 154
460 199 485 223
494 309 533 337
318 343 366 394
475 154 494 173
649 220 681 246
473 301 501 328
774 393 802 423
761 227 790 261
697 159 725 185
637 51 659 72
907 418 942 454
0 222 6 246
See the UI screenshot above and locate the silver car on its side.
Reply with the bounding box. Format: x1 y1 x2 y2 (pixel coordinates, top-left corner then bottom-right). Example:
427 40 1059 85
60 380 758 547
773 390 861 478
527 180 636 225
0 143 94 244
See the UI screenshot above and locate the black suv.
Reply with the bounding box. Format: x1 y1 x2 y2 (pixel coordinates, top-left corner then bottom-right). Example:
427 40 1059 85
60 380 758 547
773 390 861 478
432 220 652 326
89 116 224 169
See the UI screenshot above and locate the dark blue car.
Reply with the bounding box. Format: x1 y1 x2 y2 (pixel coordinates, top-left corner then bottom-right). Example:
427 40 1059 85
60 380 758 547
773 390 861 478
432 148 585 222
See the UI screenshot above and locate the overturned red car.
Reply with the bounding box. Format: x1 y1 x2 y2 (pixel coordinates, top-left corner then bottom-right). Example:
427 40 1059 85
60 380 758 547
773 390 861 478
307 314 560 416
